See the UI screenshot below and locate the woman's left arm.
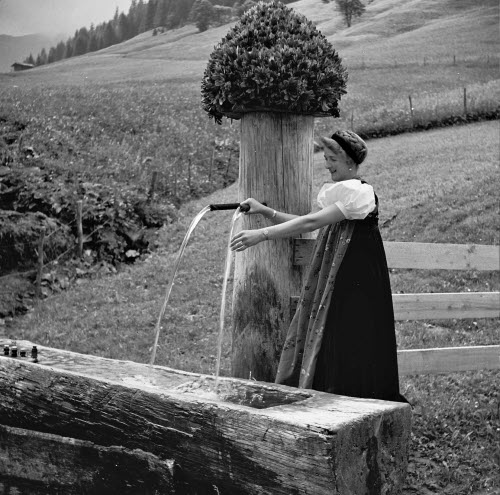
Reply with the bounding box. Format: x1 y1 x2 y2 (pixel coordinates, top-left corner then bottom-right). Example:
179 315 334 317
230 204 345 251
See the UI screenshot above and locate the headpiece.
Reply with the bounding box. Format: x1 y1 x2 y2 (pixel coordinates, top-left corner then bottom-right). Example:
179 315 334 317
329 130 367 165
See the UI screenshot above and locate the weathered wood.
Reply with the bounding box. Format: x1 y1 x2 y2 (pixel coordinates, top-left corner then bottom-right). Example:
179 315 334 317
398 345 500 375
293 239 500 271
233 112 314 381
0 424 176 494
291 291 499 320
0 340 411 495
392 292 499 320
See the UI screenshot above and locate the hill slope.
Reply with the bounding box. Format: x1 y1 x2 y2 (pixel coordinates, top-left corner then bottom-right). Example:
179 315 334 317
0 0 497 84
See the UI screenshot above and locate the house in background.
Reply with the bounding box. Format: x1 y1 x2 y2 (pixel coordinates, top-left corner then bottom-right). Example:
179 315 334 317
11 62 34 72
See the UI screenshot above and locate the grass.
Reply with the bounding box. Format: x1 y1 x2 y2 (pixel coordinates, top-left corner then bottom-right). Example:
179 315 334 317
7 121 500 494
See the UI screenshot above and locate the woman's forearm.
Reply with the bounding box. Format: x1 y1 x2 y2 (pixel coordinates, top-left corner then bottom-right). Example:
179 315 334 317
261 206 299 224
262 205 345 240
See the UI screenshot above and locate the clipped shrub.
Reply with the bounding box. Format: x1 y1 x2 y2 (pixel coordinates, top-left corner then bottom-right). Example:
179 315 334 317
201 0 347 124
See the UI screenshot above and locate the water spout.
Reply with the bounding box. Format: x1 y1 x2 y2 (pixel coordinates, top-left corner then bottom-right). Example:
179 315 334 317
209 203 250 212
149 205 211 366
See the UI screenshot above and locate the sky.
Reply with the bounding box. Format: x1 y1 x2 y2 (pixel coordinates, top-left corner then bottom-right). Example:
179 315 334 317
0 0 133 37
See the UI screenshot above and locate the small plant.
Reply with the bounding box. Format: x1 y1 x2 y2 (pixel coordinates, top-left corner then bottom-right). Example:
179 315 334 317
201 1 347 124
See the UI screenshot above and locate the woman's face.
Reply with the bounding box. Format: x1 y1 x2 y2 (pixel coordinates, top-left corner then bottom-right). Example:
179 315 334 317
324 145 357 182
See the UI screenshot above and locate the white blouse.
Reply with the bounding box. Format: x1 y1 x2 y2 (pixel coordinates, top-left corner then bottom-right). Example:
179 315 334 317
317 179 376 220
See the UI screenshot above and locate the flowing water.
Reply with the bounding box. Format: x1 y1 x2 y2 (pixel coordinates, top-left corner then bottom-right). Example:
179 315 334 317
149 205 211 366
214 208 242 389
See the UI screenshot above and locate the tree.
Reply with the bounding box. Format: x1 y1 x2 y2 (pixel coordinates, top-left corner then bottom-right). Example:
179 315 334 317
54 41 66 60
334 0 365 28
117 12 132 41
140 0 157 32
74 27 89 56
65 38 74 58
35 48 48 66
153 0 170 28
102 21 117 48
47 46 57 64
24 53 35 65
190 0 214 32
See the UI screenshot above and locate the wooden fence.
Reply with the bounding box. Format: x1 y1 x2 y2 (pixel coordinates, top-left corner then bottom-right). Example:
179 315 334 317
292 240 500 376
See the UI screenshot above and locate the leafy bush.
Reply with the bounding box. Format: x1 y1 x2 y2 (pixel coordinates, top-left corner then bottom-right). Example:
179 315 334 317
201 0 347 124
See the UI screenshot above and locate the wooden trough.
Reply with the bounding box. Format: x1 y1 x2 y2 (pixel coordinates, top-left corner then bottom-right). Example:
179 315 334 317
0 339 411 494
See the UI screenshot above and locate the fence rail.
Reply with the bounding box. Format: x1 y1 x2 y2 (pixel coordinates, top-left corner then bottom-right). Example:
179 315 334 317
291 239 500 375
293 239 500 271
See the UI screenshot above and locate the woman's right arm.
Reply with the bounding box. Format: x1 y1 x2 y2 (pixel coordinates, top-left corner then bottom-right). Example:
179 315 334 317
240 198 299 224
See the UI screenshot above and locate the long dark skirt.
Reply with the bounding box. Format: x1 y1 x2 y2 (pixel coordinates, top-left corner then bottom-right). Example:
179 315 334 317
312 219 406 403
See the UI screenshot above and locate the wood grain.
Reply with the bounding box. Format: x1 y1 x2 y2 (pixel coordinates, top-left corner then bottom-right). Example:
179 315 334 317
0 340 411 495
232 113 314 381
291 292 499 320
293 239 500 271
398 345 500 375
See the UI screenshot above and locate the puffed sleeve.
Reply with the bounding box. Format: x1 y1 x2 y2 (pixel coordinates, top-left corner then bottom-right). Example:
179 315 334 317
317 179 375 219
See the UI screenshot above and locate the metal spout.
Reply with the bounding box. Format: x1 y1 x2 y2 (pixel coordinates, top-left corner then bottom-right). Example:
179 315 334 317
209 203 250 212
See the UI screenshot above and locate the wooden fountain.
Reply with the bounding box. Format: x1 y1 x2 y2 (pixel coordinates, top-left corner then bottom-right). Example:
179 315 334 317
0 339 411 494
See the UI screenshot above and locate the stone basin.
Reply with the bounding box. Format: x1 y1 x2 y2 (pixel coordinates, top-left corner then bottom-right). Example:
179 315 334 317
0 339 411 494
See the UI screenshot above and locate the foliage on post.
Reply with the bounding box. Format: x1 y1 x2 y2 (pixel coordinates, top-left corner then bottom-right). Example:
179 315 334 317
202 1 347 381
202 1 347 124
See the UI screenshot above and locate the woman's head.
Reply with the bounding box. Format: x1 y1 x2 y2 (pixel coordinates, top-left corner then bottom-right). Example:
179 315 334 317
320 131 367 182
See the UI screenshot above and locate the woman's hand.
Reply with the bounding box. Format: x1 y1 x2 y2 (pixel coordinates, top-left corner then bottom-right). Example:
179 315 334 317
240 198 267 216
230 229 264 252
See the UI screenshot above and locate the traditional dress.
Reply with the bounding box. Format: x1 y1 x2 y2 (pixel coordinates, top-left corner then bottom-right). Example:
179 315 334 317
275 179 405 402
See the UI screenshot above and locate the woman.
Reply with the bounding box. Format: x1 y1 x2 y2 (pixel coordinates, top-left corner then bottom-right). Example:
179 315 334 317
230 130 405 402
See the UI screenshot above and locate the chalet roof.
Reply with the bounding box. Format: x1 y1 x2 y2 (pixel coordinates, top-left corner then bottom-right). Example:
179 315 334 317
11 62 34 68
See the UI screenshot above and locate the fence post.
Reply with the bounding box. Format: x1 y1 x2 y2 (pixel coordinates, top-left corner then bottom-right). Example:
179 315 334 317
209 148 215 183
148 170 158 203
463 87 467 115
453 55 456 66
35 228 46 298
408 95 414 128
350 110 354 132
225 149 232 183
173 161 178 200
76 200 83 259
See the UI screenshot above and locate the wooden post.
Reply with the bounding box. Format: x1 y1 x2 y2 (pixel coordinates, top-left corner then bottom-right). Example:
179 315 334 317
76 200 83 259
232 112 314 381
350 110 354 131
35 228 45 298
225 148 232 182
148 170 158 203
408 95 414 127
208 148 215 183
173 161 178 199
463 87 467 115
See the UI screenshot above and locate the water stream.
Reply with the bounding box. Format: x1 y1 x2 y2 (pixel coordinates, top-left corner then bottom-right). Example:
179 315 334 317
149 205 211 366
214 208 242 389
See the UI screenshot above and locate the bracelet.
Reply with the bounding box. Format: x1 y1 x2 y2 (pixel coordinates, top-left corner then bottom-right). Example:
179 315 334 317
271 209 277 219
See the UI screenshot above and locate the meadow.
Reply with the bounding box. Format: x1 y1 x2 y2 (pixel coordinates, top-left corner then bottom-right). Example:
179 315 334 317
1 0 499 493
